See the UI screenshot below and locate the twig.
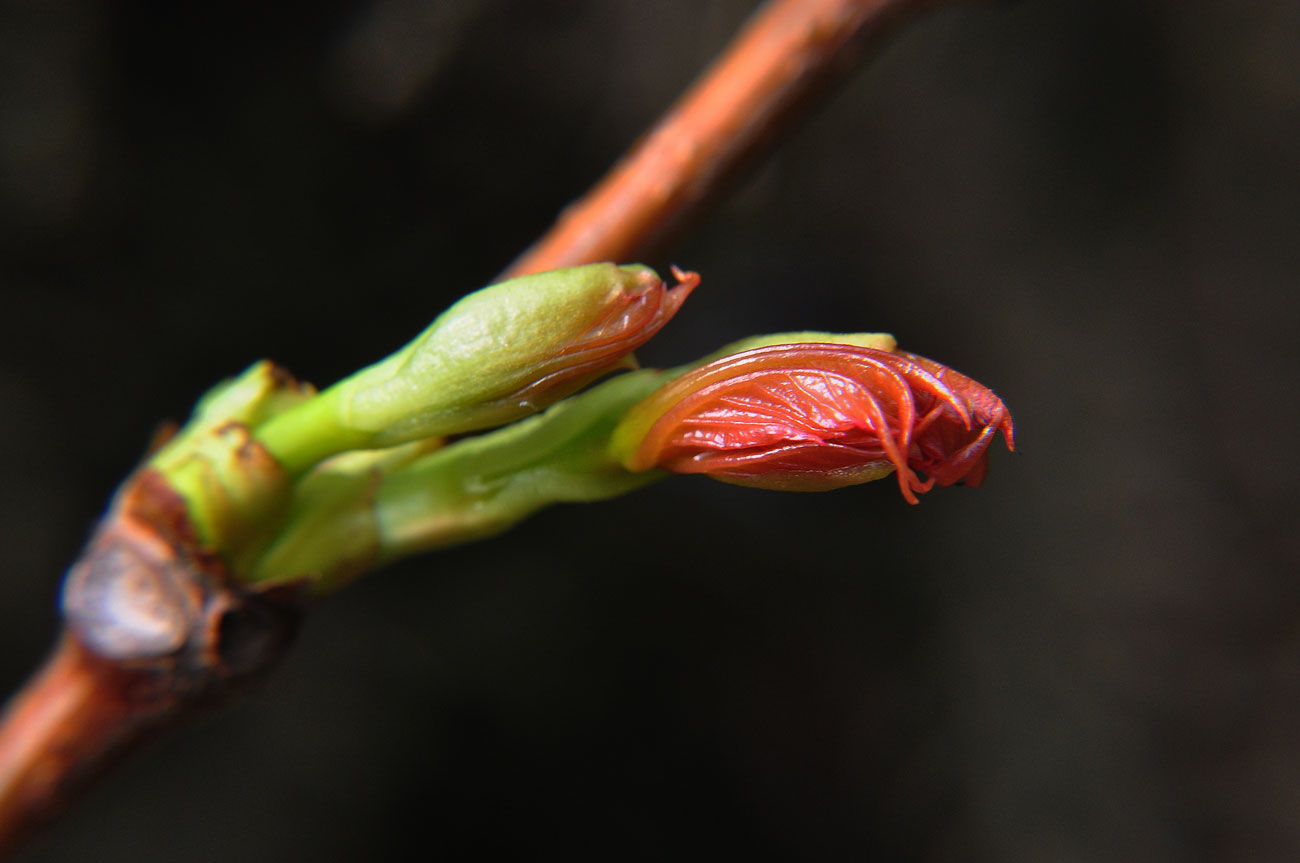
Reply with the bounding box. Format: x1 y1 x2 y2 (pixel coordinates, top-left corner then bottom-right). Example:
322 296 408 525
0 637 122 856
0 0 953 855
0 636 185 858
0 471 299 858
504 0 940 278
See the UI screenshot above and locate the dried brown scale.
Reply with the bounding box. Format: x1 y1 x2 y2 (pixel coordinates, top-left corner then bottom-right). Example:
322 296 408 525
62 468 304 694
0 469 303 857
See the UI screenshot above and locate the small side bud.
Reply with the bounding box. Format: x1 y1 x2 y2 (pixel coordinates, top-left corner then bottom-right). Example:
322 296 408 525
149 362 312 554
342 263 696 442
259 263 696 474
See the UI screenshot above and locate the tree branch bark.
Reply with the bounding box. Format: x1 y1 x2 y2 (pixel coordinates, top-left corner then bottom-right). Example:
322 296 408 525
0 637 160 858
504 0 942 278
0 0 954 855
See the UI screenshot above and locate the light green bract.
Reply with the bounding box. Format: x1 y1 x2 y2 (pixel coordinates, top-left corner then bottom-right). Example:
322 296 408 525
257 263 695 474
142 257 913 594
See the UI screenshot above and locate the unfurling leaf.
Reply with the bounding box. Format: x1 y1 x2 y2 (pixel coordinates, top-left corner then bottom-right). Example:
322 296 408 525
611 343 1014 503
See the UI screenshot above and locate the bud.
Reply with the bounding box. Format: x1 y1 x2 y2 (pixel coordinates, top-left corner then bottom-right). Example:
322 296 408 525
611 342 1015 504
149 361 314 553
258 263 697 474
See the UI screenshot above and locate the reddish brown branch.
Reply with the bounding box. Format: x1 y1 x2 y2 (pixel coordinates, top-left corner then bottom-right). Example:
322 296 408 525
504 0 940 278
0 472 299 859
0 637 154 857
0 0 953 855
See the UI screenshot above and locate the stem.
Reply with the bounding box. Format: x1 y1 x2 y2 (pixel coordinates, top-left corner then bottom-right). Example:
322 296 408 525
0 637 160 858
371 371 668 566
0 0 960 854
503 0 942 278
246 370 672 594
257 388 373 477
0 471 300 859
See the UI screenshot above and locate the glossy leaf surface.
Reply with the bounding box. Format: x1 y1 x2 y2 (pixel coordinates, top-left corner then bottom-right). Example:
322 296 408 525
615 343 1015 503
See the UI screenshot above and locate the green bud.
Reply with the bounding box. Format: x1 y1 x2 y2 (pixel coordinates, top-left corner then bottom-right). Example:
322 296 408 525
149 361 314 554
258 263 697 474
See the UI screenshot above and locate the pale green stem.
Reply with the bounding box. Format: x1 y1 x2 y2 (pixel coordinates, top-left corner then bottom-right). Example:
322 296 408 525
256 387 375 476
247 369 670 593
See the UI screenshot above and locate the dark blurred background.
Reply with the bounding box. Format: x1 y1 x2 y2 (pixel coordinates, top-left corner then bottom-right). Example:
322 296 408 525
2 0 1297 860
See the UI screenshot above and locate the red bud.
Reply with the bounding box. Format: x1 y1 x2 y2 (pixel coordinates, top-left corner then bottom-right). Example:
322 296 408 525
615 343 1014 503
